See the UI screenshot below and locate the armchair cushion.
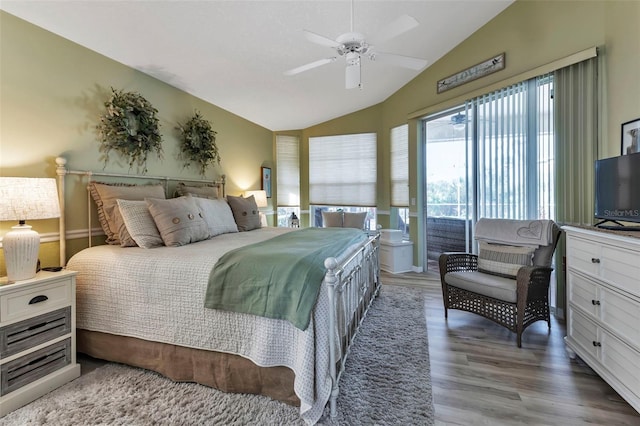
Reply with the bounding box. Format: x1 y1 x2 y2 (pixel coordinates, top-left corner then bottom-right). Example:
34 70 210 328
477 242 535 278
444 271 518 303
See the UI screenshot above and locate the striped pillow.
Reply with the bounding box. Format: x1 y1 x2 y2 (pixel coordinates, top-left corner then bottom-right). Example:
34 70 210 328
477 242 535 278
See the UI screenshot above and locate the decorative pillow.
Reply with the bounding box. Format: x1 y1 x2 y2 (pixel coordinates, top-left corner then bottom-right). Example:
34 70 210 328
343 212 367 229
174 182 219 199
322 211 343 227
227 195 261 232
194 197 239 237
146 196 211 247
477 241 536 278
116 199 164 249
89 182 165 245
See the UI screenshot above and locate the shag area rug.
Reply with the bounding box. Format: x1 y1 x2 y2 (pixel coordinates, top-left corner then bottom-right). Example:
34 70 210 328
2 285 434 426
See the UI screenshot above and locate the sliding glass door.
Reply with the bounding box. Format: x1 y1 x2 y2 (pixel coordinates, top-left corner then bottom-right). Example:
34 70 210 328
423 108 474 272
422 74 555 275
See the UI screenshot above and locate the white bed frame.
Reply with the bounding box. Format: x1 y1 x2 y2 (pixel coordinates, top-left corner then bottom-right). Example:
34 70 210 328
54 156 381 419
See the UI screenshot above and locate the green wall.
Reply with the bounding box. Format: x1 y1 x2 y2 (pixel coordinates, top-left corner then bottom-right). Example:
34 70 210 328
2 1 639 276
301 0 640 266
0 11 274 274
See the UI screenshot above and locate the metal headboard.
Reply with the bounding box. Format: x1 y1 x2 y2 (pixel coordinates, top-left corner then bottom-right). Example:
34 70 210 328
55 156 226 266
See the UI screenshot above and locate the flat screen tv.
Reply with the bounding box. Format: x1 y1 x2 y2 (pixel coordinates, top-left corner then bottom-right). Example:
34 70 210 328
594 152 640 229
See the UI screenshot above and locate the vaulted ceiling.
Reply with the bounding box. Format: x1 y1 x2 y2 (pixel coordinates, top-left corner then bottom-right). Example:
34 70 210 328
1 1 514 131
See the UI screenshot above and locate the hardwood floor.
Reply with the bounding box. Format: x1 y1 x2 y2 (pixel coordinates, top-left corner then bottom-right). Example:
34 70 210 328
380 271 640 426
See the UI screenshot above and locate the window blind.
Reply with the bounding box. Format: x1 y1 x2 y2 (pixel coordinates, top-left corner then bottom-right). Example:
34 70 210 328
390 124 409 207
309 133 377 206
276 135 300 207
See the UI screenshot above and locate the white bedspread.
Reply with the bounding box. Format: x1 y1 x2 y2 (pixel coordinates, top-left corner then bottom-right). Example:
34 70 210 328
68 227 355 425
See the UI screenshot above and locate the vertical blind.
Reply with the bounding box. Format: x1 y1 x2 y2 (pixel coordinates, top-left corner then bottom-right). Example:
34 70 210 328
309 133 377 206
474 74 554 220
275 135 300 207
390 124 409 207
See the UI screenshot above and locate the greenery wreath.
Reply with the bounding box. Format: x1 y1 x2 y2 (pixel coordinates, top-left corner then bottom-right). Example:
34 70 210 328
96 88 163 173
176 111 220 176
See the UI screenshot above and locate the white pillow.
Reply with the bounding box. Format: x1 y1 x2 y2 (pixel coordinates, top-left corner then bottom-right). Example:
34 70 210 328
117 199 164 249
194 197 239 237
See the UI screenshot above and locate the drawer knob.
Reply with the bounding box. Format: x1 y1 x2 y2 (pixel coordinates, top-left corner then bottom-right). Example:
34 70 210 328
591 299 601 306
28 295 49 305
591 258 600 264
592 341 602 347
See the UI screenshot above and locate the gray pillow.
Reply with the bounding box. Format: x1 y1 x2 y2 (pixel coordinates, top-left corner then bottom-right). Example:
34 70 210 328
194 197 239 237
146 196 211 246
117 199 164 249
90 182 166 245
322 211 343 227
174 182 219 199
477 241 535 278
343 212 367 229
227 195 261 232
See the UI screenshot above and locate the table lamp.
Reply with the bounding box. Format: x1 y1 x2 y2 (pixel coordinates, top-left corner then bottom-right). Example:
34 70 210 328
0 177 61 282
244 190 268 226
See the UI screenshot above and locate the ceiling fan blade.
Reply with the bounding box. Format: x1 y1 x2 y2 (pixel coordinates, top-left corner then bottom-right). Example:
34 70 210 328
284 57 337 76
368 51 427 70
303 30 342 48
369 15 419 45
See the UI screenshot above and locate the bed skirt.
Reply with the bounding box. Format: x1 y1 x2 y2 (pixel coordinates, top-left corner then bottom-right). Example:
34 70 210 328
77 329 300 406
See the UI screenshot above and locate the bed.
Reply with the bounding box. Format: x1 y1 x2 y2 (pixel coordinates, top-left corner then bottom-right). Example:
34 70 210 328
55 158 380 425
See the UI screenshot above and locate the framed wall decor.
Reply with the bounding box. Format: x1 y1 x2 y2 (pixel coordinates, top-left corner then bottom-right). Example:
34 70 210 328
261 166 272 198
621 118 640 155
437 53 505 94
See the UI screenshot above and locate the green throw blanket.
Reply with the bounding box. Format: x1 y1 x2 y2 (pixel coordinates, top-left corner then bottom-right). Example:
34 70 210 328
204 227 367 330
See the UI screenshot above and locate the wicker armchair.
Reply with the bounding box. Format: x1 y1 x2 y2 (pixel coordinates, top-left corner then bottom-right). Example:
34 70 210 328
439 221 561 347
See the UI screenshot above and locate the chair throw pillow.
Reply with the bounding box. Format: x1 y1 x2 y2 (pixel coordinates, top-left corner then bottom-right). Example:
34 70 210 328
477 241 535 279
321 211 343 227
227 195 261 231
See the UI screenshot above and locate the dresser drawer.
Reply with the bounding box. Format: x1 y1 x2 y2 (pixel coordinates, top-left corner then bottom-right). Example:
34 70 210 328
566 235 601 276
567 271 598 317
0 278 72 324
1 338 71 396
568 307 599 359
0 307 71 358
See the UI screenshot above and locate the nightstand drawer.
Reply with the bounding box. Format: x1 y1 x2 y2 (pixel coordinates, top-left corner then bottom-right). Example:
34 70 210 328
0 278 72 323
1 307 71 358
1 338 71 396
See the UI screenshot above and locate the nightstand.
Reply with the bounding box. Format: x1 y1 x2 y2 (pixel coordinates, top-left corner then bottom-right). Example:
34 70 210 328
0 270 81 417
379 240 413 273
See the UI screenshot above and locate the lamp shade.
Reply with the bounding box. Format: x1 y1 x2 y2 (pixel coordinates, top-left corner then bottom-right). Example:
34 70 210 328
1 177 60 282
0 177 61 221
244 190 268 208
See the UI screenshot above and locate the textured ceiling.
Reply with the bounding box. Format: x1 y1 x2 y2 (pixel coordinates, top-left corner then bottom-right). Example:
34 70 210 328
1 1 513 131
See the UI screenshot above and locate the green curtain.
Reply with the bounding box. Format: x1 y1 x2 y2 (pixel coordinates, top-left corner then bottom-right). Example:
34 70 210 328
553 56 599 318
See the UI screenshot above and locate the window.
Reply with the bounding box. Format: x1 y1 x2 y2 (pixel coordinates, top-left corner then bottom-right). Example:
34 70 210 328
390 124 409 207
276 135 300 227
309 133 377 207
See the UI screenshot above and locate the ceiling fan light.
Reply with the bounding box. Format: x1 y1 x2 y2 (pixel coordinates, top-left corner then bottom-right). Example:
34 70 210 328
345 58 361 89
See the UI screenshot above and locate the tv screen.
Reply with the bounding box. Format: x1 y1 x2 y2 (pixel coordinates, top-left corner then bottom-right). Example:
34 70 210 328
594 153 640 226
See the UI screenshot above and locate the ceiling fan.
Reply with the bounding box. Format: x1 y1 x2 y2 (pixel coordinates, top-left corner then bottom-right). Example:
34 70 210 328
284 0 428 89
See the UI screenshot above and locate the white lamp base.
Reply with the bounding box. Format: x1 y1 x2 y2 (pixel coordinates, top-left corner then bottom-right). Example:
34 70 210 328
3 223 40 282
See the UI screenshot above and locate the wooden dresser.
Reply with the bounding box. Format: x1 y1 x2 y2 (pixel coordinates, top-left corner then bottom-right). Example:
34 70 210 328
0 270 81 416
563 226 640 413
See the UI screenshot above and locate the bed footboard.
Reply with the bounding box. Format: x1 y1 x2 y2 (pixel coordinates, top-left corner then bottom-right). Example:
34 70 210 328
324 231 380 418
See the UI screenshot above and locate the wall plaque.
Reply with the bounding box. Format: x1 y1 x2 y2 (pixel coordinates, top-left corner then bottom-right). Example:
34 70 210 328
437 53 505 94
